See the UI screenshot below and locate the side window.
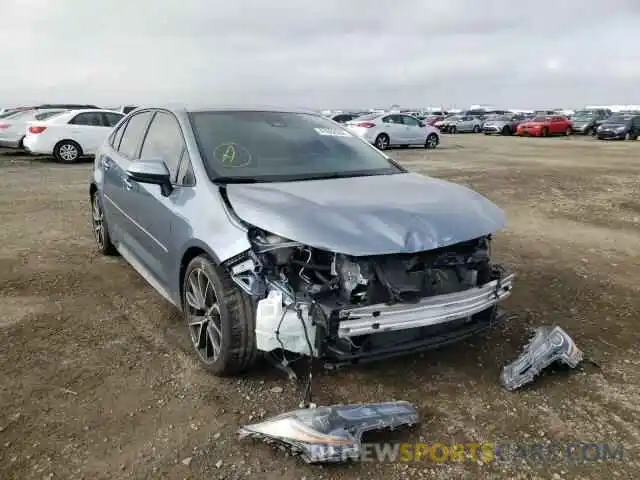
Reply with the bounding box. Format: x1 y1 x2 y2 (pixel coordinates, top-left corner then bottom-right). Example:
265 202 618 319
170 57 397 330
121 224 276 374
110 118 128 150
382 116 391 124
401 116 420 126
118 111 153 159
139 112 185 180
103 112 124 127
69 112 103 126
176 149 196 186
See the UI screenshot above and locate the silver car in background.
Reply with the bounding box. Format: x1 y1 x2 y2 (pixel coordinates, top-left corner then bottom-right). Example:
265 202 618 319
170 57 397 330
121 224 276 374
482 114 527 136
344 112 440 150
0 108 68 149
441 115 483 134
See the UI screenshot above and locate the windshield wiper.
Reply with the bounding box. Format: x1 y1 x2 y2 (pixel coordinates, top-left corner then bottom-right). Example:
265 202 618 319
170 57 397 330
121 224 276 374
213 177 261 184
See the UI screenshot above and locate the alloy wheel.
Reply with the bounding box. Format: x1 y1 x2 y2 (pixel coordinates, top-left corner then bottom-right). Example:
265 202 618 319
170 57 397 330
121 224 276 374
185 268 223 364
59 143 78 162
376 135 389 150
91 196 105 249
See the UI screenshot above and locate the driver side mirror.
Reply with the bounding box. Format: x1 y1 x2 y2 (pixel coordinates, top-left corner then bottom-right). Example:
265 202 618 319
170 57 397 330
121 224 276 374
418 121 425 127
126 159 173 197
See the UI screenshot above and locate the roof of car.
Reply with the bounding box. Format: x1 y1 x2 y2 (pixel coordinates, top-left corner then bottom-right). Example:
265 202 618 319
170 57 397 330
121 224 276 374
136 104 319 115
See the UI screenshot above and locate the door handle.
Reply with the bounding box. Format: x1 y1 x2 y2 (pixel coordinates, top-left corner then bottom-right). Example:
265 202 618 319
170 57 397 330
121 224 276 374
123 177 134 190
101 157 112 171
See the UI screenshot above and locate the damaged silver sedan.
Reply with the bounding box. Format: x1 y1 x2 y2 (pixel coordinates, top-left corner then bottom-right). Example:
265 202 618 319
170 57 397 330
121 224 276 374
90 106 515 375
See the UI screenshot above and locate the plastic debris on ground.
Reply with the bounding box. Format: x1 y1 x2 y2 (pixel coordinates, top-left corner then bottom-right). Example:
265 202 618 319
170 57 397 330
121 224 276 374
501 325 584 391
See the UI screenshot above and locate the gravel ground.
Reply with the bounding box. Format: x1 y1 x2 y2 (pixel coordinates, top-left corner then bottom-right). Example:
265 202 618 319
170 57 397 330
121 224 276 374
1 134 639 479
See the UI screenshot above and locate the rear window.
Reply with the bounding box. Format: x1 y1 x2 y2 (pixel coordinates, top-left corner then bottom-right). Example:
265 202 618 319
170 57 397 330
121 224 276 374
189 111 401 182
34 110 65 121
3 110 34 121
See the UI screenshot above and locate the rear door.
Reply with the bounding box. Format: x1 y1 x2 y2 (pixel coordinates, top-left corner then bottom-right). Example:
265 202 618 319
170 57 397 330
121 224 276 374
102 110 154 256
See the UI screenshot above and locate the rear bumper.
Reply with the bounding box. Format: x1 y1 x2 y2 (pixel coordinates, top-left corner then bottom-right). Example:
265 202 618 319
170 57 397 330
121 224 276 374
22 136 50 155
337 273 514 338
0 138 22 149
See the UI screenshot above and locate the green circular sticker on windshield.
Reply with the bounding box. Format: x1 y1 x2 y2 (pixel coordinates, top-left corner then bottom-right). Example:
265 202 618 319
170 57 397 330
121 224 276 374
213 143 252 167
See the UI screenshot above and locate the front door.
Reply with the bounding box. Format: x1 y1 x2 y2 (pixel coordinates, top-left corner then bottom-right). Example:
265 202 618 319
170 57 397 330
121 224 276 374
121 110 188 286
400 115 424 143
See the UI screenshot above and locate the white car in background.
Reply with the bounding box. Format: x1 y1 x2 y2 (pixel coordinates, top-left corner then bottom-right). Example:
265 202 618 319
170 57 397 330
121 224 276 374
0 109 68 149
23 109 124 163
344 112 440 150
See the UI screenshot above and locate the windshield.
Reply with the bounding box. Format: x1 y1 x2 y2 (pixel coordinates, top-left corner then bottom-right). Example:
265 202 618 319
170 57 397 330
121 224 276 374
350 112 379 121
606 115 632 124
532 116 551 122
572 111 595 120
189 111 402 182
1 110 34 121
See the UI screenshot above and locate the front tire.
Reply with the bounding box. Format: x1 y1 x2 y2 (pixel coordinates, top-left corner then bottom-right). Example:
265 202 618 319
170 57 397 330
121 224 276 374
473 125 481 133
542 127 549 137
449 125 457 134
182 255 257 376
54 140 82 163
502 126 512 136
425 133 439 149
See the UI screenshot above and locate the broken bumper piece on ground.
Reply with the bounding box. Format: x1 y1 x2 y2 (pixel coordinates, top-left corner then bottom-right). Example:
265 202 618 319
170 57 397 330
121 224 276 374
500 325 584 391
238 401 419 463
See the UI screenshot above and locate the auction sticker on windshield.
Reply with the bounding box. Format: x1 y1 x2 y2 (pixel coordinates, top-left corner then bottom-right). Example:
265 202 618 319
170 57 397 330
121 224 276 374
314 127 352 137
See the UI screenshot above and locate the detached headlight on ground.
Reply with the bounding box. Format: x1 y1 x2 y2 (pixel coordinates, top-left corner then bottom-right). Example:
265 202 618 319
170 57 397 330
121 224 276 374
238 401 419 463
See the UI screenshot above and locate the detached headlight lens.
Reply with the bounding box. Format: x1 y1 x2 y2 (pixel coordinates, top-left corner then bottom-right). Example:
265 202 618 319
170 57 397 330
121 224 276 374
238 402 419 463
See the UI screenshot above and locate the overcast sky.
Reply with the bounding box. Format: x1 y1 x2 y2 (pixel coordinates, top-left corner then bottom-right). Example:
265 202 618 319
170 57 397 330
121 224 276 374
2 0 639 109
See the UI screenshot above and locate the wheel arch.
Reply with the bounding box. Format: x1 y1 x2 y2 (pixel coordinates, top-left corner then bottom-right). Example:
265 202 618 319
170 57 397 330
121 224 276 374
177 240 223 309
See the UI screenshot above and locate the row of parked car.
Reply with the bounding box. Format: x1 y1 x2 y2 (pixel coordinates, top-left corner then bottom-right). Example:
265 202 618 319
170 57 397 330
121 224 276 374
0 104 139 162
331 108 640 142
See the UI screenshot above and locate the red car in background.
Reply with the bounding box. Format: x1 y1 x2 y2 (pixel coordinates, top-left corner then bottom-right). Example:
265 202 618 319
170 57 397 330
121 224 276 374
516 115 572 137
423 115 446 126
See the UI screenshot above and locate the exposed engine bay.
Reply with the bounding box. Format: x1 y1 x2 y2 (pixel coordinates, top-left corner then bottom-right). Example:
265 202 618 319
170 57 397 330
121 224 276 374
224 227 514 366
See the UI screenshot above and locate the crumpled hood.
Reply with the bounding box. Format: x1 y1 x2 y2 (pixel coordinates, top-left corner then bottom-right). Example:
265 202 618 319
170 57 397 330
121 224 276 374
226 172 505 256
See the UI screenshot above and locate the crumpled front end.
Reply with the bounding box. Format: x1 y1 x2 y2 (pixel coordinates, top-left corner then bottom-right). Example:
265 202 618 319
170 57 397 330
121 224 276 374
223 229 515 366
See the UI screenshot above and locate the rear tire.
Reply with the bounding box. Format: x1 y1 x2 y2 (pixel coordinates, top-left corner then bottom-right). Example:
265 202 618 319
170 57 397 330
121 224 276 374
542 127 549 137
91 192 117 256
565 127 572 136
425 133 439 149
374 134 390 150
502 126 511 136
182 255 257 376
473 125 481 133
54 140 82 163
449 125 457 134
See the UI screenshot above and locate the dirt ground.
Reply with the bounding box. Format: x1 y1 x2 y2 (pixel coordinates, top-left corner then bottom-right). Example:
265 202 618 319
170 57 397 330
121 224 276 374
1 134 639 479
